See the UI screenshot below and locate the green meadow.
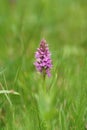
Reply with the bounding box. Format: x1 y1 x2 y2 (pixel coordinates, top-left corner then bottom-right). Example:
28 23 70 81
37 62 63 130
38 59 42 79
0 0 87 129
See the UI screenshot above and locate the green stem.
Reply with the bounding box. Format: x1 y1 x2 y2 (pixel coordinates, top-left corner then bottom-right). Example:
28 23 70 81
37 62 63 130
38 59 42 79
43 73 46 93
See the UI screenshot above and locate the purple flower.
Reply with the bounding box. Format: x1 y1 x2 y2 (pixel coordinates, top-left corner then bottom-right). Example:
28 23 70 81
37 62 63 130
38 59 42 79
34 39 52 77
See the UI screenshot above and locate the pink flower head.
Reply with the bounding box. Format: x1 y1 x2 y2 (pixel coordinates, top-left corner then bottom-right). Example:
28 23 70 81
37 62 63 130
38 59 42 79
34 39 52 77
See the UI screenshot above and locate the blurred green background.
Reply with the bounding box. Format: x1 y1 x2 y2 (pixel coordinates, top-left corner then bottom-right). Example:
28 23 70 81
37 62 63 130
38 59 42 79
0 0 87 130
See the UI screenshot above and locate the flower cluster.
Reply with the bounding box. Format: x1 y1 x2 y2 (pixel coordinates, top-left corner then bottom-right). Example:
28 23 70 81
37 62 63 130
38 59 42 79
34 39 52 77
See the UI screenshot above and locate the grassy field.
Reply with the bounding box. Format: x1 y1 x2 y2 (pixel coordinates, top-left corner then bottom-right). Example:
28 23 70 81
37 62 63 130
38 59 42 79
0 0 87 130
